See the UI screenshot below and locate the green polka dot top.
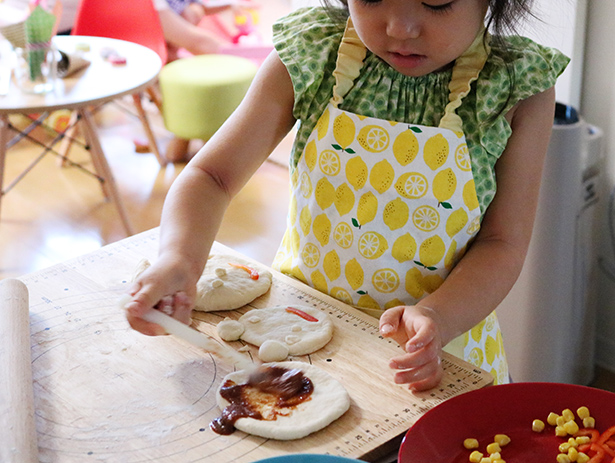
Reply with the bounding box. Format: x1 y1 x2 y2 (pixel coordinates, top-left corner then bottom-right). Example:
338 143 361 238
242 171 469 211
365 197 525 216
273 7 570 213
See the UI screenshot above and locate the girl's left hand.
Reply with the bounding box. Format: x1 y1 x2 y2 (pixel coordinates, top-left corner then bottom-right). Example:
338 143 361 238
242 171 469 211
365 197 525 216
379 305 444 391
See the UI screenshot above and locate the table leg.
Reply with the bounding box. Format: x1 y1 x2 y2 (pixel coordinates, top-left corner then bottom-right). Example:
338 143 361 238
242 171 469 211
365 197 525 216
0 115 9 221
132 92 167 167
56 110 79 167
78 108 135 236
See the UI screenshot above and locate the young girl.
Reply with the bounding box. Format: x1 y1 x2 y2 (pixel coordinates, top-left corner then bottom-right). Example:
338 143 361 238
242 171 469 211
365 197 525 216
125 0 569 391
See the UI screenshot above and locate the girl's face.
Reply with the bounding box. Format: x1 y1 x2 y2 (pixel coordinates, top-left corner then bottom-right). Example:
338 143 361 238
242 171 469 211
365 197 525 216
348 0 490 77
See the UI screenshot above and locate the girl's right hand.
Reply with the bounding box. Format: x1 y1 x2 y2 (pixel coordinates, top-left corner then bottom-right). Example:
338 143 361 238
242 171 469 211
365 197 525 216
124 256 198 336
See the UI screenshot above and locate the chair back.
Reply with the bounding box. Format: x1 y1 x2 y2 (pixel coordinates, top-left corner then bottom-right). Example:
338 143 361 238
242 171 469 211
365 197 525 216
72 0 168 64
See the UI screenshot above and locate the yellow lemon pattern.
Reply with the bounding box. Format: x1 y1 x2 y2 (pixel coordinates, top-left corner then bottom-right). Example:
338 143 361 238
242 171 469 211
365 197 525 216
456 311 508 385
278 104 482 310
358 125 390 153
273 103 506 384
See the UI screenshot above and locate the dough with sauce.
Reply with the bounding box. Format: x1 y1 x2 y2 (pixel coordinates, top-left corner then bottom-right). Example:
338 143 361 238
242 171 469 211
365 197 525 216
215 361 350 440
131 255 272 312
238 305 333 356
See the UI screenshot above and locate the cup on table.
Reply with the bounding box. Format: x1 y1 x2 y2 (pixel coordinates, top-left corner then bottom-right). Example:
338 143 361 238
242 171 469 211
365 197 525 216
14 44 57 94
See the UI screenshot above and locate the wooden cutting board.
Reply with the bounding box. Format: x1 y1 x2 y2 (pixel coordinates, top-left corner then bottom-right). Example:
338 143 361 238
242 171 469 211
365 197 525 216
18 228 492 462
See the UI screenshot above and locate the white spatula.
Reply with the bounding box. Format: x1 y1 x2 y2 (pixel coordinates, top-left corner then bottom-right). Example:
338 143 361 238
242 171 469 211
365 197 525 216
119 295 255 371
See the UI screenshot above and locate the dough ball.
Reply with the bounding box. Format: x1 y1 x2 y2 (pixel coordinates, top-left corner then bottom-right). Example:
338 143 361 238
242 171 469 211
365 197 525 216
258 340 290 362
217 318 245 341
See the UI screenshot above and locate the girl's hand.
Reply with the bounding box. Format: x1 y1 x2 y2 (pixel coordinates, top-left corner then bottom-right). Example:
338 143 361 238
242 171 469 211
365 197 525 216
124 256 198 336
379 305 444 391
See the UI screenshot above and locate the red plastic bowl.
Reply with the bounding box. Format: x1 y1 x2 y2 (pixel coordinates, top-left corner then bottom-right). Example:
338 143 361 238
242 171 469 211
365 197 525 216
399 382 615 463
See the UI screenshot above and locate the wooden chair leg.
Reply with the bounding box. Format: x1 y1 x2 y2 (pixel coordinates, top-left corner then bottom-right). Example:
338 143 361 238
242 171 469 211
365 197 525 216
78 108 134 236
131 93 167 167
0 115 9 221
146 85 163 114
56 110 80 167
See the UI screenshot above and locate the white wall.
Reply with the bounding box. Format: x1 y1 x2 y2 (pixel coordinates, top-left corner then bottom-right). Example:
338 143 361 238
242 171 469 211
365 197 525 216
580 2 615 373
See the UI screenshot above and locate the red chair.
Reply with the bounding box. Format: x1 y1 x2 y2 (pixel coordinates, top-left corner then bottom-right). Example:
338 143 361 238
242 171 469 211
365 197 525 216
65 0 168 166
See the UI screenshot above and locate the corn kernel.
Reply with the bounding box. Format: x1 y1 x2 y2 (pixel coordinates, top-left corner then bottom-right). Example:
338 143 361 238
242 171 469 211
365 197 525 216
556 426 568 437
568 447 579 462
557 454 572 463
494 434 511 446
577 406 590 420
564 420 579 435
469 450 484 463
464 438 479 450
556 416 566 427
577 452 590 463
559 443 571 453
562 409 575 422
486 443 501 454
479 459 492 463
532 419 545 432
582 417 595 429
489 452 502 460
575 436 590 445
492 460 506 463
548 412 560 426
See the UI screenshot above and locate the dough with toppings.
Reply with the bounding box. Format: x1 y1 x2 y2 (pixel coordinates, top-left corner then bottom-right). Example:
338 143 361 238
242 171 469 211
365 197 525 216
213 361 349 440
238 305 333 356
195 255 272 312
131 255 272 312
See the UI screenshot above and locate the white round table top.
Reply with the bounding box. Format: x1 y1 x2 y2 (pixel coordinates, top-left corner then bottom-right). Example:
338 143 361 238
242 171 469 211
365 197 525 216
0 35 162 114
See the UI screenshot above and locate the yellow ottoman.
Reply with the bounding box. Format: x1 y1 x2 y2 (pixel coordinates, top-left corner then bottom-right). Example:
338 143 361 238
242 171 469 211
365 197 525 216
159 55 258 157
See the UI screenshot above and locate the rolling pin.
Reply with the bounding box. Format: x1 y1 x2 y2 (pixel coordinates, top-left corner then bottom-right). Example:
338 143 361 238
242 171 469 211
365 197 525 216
0 279 38 463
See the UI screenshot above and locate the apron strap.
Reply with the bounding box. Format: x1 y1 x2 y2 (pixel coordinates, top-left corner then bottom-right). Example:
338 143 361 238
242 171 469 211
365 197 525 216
330 17 491 133
439 30 491 133
331 18 367 107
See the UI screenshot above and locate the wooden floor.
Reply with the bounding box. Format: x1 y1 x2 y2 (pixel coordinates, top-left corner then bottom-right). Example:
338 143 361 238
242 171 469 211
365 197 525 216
2 96 614 394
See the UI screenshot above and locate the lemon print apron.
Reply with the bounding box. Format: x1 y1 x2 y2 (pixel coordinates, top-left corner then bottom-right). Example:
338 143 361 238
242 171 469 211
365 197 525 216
273 20 509 385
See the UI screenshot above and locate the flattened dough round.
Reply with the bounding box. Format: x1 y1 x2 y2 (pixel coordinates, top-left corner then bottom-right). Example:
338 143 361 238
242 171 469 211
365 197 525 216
195 255 272 312
131 255 273 312
216 361 350 440
239 306 333 356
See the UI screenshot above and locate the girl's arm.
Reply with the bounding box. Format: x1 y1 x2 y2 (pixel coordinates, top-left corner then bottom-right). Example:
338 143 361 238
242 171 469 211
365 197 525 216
380 86 557 390
158 7 224 55
125 51 296 335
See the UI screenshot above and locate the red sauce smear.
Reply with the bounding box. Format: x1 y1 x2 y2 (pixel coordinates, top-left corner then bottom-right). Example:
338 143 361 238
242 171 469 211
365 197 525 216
228 262 259 280
210 366 313 435
285 306 318 322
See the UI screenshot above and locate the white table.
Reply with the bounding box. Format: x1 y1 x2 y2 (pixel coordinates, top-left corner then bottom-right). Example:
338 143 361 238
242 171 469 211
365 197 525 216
0 35 163 234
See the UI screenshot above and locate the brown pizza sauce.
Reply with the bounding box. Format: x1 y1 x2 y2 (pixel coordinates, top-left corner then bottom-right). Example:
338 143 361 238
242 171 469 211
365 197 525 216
210 365 314 435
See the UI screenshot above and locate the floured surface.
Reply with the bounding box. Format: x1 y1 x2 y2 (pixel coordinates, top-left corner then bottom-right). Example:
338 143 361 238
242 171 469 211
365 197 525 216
21 228 493 463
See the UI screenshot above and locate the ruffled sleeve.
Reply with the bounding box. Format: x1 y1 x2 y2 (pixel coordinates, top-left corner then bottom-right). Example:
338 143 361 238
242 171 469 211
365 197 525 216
475 36 570 160
273 8 345 122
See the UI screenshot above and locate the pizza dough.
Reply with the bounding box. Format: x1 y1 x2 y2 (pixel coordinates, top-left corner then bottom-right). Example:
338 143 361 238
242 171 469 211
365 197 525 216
214 361 350 440
131 254 272 312
237 305 333 356
195 255 272 312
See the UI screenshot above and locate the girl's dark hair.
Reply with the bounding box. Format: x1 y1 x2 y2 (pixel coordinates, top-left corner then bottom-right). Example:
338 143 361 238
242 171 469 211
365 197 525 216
320 0 537 38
